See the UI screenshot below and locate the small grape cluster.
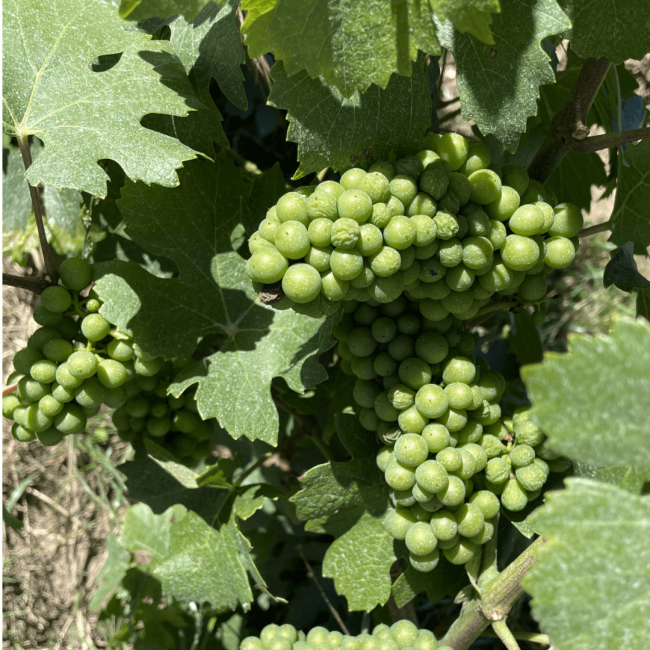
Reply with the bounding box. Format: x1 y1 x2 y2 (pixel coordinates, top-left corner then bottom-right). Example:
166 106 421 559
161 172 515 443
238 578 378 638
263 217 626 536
334 297 569 572
240 621 450 650
247 132 582 319
2 257 215 465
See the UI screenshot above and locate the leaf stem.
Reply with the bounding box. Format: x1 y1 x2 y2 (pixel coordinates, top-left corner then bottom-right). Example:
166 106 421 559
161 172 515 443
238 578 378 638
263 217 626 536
579 219 612 237
16 137 59 283
464 301 519 330
480 629 551 645
2 272 50 294
491 620 522 650
234 451 273 488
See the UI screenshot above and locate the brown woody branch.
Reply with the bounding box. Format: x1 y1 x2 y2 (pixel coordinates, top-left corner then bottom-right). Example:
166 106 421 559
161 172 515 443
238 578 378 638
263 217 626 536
17 137 59 283
570 127 650 153
3 272 50 294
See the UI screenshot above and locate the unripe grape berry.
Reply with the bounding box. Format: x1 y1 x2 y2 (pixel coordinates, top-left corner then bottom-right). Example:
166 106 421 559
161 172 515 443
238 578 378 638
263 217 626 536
550 202 583 238
371 203 393 228
338 190 373 223
405 521 438 556
81 314 111 341
509 205 544 236
359 172 391 203
398 405 428 433
40 285 72 313
442 356 476 384
520 179 546 205
544 236 575 269
468 169 502 205
321 272 349 301
515 419 544 446
330 249 364 281
419 168 449 200
383 216 416 250
37 426 64 446
385 460 417 491
501 478 529 511
33 305 63 327
133 357 162 377
383 507 417 539
106 339 135 362
249 232 275 254
248 249 289 283
30 359 58 383
59 257 93 291
54 403 87 434
388 383 416 410
414 384 448 418
443 538 477 565
67 350 98 378
437 133 468 171
28 327 62 352
97 359 128 388
13 347 44 375
485 186 520 221
394 433 429 466
281 264 322 303
415 459 448 493
331 218 360 249
375 391 400 422
515 462 548 491
275 222 311 260
409 549 440 572
43 338 73 363
308 218 333 248
502 164 529 196
276 192 309 225
12 423 36 442
389 175 418 207
436 447 463 472
307 191 338 221
422 423 450 453
501 235 540 272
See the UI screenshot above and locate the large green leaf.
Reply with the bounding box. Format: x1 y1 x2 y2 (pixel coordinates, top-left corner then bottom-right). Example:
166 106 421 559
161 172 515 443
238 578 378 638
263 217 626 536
603 242 650 293
559 0 650 63
119 0 212 20
3 0 199 197
524 479 650 650
269 56 431 179
436 0 570 151
391 558 468 607
522 318 650 469
242 0 440 98
93 154 336 445
322 512 397 611
431 0 501 44
611 140 650 248
240 163 286 234
142 0 247 157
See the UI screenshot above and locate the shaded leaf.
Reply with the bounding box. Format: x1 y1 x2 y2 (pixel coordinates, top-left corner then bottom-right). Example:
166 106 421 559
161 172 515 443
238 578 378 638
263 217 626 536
240 163 286 234
513 310 543 365
335 412 379 460
436 0 571 151
269 55 431 179
522 318 650 468
604 242 650 293
3 0 199 197
2 145 32 231
120 0 213 20
525 479 650 650
637 288 650 322
391 558 468 607
90 534 131 611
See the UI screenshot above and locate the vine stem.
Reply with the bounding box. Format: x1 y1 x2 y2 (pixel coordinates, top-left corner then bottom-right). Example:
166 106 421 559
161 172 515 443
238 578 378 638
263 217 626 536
491 621 522 650
17 137 59 284
3 273 50 293
480 629 551 645
464 301 518 330
234 451 273 487
579 219 612 237
440 536 547 650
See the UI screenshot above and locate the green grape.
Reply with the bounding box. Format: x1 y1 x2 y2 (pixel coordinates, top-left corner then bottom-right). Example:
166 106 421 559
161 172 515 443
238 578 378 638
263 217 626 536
431 212 458 241
59 257 92 291
74 377 107 409
386 195 406 217
105 339 134 362
276 192 309 225
550 202 583 237
357 172 390 203
408 548 440 572
437 133 468 171
51 381 75 403
29 359 57 384
444 382 473 410
367 161 396 184
486 457 510 484
40 285 72 313
388 383 415 409
339 168 366 191
350 263 374 288
370 317 397 344
456 421 483 445
509 205 544 236
437 474 466 506
353 379 382 409
515 461 548 491
17 376 50 401
448 172 471 205
402 260 421 286
438 239 463 269
444 265 475 293
330 249 364 281
396 313 420 336
241 638 265 650
331 218 360 249
485 186 520 221
398 405 428 434
465 209 491 237
454 503 484 537
381 216 415 250
307 191 338 221
308 218 333 248
54 403 87 434
501 478 529 511
280 264 321 303
430 509 458 541
436 446 462 472
442 356 475 384
388 334 415 361
419 258 447 284
389 175 419 208
486 219 507 250
419 168 449 201
509 444 535 468
248 249 289 283
412 482 436 504
395 156 424 180
533 201 555 234
443 537 477 565
544 236 575 269
56 317 79 341
348 327 377 357
146 416 171 437
352 225 381 258
320 272 348 301
249 232 275 254
419 298 449 323
501 235 540 272
409 215 436 248
375 391 400 421
134 357 162 377
275 222 311 260
3 394 21 419
385 461 417 491
369 203 392 229
414 384 448 419
468 519 495 545
394 433 429 466
407 193 436 218
37 426 65 446
468 490 500 519
96 359 128 388
383 507 417 539
131 342 156 361
369 246 401 278
376 446 394 472
520 179 546 204
354 303 379 325
259 218 281 243
415 460 448 493
33 305 63 327
515 419 544 446
458 142 491 176
337 189 372 223
468 170 501 205
501 164 529 196
399 357 432 390
452 447 477 480
414 331 448 365
517 274 546 302
437 190 459 214
81 314 111 342
42 338 73 363
390 620 419 649
12 423 36 442
28 327 62 352
420 423 449 453
405 521 438 556
13 347 44 375
127 395 150 419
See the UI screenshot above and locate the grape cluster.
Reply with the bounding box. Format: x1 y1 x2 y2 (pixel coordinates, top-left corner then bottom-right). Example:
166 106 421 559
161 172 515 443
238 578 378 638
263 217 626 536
247 132 582 319
334 298 569 572
2 257 215 465
240 621 450 650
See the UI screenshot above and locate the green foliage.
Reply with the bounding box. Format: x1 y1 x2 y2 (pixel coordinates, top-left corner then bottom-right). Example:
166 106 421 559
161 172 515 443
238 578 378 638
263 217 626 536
525 479 650 650
436 0 570 151
120 0 213 20
3 0 199 196
604 242 650 293
544 150 607 211
523 318 650 469
269 55 432 179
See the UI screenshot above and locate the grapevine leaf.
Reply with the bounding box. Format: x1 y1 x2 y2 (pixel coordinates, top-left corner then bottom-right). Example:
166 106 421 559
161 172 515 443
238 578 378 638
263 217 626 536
93 155 335 446
637 289 650 322
391 558 469 607
3 0 199 197
120 503 257 611
436 0 571 151
242 0 439 99
91 235 177 279
524 479 650 650
142 0 247 157
240 163 286 234
89 534 131 611
544 150 607 212
573 463 650 495
603 242 650 293
269 55 431 179
522 318 650 469
322 512 396 611
611 140 650 247
291 459 388 522
305 506 370 537
430 0 501 44
119 0 213 20
233 484 279 520
558 0 650 63
43 186 83 235
335 412 379 460
2 145 32 231
513 311 543 366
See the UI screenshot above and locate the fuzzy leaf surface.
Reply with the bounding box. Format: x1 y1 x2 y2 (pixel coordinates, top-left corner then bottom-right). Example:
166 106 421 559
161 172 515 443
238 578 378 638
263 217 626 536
391 558 468 607
611 140 650 247
93 155 335 445
544 150 607 211
558 0 650 63
525 479 650 650
3 0 198 197
119 0 212 20
522 318 650 468
242 0 439 98
269 56 431 179
436 0 570 151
